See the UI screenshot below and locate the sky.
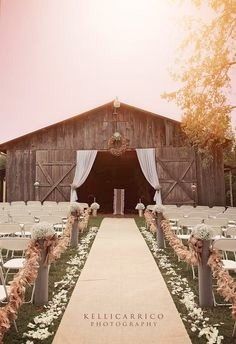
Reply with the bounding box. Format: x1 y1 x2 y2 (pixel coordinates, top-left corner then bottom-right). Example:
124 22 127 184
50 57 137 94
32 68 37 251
0 0 235 144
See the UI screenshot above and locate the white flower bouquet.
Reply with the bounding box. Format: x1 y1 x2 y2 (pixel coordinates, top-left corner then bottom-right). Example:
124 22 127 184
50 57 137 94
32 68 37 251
135 203 145 210
152 204 165 214
69 202 82 214
192 224 213 240
31 222 56 240
90 202 100 210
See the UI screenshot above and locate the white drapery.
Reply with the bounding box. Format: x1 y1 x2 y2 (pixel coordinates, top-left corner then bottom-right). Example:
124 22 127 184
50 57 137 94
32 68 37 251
70 150 97 202
136 148 162 204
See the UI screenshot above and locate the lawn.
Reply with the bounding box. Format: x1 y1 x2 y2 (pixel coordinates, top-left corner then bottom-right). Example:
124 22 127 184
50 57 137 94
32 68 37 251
135 216 236 343
3 215 104 344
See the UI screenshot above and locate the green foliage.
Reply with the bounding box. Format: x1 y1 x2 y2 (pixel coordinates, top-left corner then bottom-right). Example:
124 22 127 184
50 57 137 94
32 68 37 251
163 0 236 161
0 153 6 170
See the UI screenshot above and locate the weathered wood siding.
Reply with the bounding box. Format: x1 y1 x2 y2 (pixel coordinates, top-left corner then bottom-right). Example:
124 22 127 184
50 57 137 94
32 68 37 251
1 103 225 205
196 150 225 206
156 147 197 205
35 150 76 202
6 150 36 202
3 103 183 151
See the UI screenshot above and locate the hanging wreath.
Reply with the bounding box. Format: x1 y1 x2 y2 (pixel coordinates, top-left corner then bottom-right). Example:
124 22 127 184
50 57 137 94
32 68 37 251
108 132 129 156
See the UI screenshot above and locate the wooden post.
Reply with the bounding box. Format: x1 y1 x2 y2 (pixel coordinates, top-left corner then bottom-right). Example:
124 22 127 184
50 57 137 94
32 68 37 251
70 214 79 248
34 241 49 306
156 212 165 249
198 240 213 307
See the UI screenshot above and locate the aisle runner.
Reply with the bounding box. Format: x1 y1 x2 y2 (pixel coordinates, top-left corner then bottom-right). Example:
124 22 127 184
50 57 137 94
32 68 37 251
53 218 191 344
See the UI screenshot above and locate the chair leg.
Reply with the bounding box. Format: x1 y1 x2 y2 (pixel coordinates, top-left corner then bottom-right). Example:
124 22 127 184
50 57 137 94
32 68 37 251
232 322 236 337
4 269 10 283
13 319 18 333
191 265 196 279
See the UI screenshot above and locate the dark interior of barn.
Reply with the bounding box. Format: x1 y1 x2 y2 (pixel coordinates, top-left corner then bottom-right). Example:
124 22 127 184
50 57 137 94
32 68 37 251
77 151 154 213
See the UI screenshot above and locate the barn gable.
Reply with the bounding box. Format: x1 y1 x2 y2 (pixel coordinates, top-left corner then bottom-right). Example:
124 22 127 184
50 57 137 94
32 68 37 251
0 102 225 207
0 102 184 151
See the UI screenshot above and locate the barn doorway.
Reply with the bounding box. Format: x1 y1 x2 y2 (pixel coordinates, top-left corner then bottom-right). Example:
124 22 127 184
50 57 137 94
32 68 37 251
77 151 153 213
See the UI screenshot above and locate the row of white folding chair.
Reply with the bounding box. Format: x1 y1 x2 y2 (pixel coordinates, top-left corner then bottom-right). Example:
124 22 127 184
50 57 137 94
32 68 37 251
0 265 18 331
0 237 34 303
0 215 10 223
212 238 236 310
225 207 236 213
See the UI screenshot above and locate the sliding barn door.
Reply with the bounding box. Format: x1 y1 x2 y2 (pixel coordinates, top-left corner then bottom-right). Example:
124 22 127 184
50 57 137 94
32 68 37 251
156 147 197 205
35 150 76 202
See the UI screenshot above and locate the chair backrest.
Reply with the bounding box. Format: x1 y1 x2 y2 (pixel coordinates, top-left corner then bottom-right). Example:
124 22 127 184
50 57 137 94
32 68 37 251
178 218 203 227
205 218 228 227
58 202 70 206
38 215 62 224
0 215 9 224
213 238 236 252
211 226 223 236
187 212 208 220
27 201 42 206
225 227 236 237
0 223 22 234
209 206 225 213
0 237 30 251
11 201 26 206
195 206 210 210
12 216 35 224
22 223 34 232
164 212 184 219
43 201 58 206
0 266 8 301
226 214 236 222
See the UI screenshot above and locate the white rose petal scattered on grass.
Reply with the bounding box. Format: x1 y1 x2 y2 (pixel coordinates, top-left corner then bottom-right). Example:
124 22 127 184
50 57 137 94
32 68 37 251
140 226 224 344
23 227 98 342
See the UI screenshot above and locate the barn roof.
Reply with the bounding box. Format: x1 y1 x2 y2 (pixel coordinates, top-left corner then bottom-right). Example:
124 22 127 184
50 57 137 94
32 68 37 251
0 101 180 151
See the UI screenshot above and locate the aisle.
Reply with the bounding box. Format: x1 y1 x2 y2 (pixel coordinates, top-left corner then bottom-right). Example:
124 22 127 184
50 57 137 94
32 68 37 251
53 218 191 344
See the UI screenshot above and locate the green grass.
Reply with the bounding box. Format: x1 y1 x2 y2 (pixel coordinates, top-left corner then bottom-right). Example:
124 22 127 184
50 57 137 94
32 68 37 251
3 215 104 344
134 217 236 343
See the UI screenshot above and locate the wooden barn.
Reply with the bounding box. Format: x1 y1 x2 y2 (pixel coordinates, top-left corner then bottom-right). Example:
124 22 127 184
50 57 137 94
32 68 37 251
0 102 225 212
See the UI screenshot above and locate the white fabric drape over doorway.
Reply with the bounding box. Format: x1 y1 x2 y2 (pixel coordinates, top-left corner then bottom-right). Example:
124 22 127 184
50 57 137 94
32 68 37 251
70 150 97 202
136 148 162 204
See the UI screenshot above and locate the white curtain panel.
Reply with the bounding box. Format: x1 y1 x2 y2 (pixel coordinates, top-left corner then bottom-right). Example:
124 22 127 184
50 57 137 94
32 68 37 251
136 148 162 204
70 150 97 202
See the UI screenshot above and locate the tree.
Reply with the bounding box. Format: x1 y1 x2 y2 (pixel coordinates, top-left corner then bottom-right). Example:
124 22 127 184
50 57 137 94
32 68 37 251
163 0 236 162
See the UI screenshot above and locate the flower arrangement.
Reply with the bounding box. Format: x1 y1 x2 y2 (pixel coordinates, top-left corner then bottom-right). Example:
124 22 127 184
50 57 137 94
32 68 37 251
153 204 165 214
108 132 129 156
31 222 56 240
135 203 145 210
69 202 82 215
192 224 213 240
90 202 100 210
23 227 98 342
140 226 224 343
113 131 122 141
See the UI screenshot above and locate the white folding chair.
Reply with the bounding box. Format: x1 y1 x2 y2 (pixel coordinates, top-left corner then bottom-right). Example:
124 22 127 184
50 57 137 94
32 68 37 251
212 238 236 306
0 266 18 331
27 201 41 206
205 218 228 228
178 218 203 234
11 201 26 206
0 223 22 237
0 237 30 280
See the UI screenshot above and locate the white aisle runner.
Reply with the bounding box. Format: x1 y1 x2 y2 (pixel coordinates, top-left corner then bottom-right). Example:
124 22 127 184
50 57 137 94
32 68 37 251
53 218 191 344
